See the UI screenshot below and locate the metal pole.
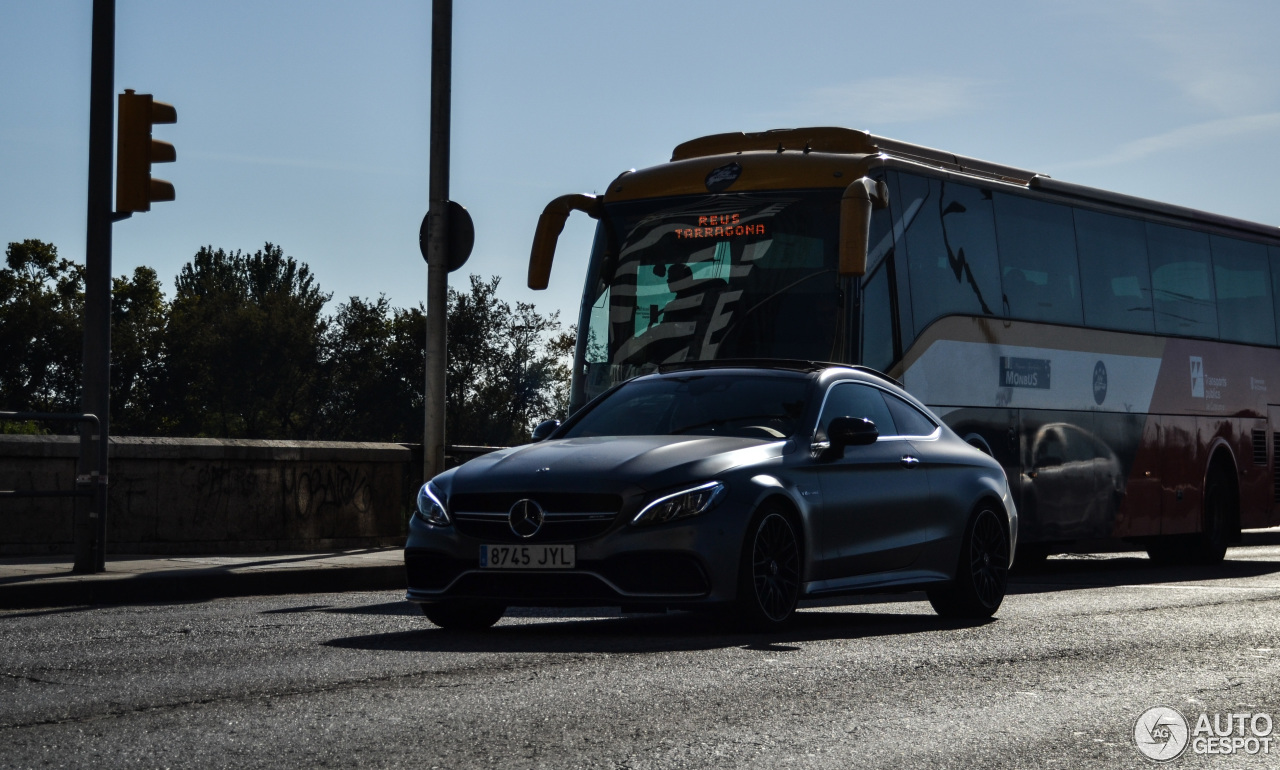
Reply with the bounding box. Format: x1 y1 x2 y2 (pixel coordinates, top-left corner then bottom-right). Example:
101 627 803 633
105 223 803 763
76 0 115 573
424 0 452 479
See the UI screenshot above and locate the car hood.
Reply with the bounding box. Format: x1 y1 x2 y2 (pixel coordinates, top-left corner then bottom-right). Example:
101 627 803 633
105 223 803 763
445 435 784 495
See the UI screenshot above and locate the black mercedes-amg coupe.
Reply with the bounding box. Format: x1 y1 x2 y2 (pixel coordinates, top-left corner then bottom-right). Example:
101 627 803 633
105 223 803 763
405 362 1017 630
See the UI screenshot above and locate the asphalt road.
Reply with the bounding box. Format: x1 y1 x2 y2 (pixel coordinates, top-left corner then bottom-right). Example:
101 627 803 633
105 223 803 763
3 547 1280 769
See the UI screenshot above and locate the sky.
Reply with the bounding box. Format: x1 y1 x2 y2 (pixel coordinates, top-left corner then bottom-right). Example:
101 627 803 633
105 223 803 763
4 0 1280 330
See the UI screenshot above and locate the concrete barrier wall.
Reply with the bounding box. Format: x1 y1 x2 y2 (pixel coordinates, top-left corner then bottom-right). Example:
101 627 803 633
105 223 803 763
0 436 415 555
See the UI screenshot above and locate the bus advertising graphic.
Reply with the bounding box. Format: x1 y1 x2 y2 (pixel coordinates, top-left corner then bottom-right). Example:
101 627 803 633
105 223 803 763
527 126 1280 561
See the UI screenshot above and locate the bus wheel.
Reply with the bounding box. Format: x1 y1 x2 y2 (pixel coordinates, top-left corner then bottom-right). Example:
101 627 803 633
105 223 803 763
928 506 1009 619
1190 469 1235 565
420 601 506 631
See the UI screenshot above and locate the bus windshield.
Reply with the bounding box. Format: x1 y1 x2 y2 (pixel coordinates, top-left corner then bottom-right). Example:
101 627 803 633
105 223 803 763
579 189 842 401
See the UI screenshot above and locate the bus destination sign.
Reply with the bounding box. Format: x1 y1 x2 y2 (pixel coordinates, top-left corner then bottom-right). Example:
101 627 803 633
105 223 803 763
674 214 767 240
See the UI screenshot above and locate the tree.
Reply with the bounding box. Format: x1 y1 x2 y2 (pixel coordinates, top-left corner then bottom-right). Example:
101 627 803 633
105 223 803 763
0 240 84 428
110 266 167 435
163 243 330 438
445 275 571 445
321 275 572 447
320 296 424 442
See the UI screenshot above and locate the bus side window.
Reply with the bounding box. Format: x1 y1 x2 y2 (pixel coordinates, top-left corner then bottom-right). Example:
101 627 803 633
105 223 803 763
1210 235 1275 346
993 193 1084 326
897 174 1001 336
1147 223 1218 338
861 195 897 371
862 263 894 372
1271 245 1280 344
1074 209 1155 333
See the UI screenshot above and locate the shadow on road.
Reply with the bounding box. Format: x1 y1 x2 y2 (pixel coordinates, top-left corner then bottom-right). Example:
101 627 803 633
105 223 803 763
315 552 1280 654
1009 554 1280 594
321 605 989 654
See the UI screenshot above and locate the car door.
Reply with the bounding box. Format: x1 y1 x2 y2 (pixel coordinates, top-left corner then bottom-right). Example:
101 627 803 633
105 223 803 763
811 381 932 580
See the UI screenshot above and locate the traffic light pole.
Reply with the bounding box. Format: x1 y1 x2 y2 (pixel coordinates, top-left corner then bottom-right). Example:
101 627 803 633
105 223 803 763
77 0 117 573
424 0 452 480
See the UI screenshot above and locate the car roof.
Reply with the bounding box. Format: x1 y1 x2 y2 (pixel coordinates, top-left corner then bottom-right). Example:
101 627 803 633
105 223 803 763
654 358 903 388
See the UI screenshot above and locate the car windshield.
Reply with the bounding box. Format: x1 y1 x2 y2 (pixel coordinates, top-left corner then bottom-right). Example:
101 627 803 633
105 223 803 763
561 373 811 440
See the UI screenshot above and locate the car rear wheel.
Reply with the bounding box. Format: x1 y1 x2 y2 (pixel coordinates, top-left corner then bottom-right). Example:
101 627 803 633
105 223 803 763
420 601 506 631
928 507 1009 619
735 508 802 630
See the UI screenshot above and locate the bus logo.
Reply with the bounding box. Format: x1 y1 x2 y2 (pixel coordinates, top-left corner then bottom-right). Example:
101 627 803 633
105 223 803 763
1190 356 1205 398
1000 357 1050 390
705 162 742 193
1093 361 1108 405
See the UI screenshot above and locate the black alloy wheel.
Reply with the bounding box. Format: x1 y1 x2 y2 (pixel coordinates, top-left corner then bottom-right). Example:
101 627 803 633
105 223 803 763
420 601 506 631
928 507 1009 619
738 509 801 629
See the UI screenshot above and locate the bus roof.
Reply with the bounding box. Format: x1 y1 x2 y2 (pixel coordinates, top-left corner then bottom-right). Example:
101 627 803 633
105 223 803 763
603 126 1280 241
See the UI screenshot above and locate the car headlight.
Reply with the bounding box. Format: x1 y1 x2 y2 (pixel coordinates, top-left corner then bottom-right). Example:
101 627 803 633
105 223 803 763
631 481 726 526
415 482 451 527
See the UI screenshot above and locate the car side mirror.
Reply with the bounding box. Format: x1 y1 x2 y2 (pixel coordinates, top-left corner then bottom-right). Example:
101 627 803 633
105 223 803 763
531 419 561 442
820 416 878 459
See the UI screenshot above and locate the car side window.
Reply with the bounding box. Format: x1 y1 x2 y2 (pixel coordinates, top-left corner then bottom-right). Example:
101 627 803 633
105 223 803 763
818 382 898 438
880 392 937 437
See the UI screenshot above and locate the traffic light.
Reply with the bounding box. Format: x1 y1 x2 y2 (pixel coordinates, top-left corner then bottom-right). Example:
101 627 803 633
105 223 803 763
116 89 176 214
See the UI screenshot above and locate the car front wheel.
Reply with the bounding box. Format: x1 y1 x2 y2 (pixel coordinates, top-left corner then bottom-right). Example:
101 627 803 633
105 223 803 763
928 506 1009 619
736 507 802 630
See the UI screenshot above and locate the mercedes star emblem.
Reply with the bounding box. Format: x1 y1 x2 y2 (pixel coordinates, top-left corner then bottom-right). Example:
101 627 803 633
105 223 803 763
508 499 545 538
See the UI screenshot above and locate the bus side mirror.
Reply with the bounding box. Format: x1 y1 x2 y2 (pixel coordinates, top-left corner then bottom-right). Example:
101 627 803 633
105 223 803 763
838 177 889 277
528 194 603 290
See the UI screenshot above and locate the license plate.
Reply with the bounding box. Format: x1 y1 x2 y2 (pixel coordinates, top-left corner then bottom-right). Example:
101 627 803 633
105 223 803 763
480 544 575 569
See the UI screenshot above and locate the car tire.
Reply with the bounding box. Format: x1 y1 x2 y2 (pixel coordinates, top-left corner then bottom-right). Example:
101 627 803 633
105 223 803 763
420 601 506 631
735 507 802 630
928 506 1009 619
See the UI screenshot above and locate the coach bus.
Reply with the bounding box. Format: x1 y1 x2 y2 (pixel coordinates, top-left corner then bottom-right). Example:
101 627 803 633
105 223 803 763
526 127 1280 565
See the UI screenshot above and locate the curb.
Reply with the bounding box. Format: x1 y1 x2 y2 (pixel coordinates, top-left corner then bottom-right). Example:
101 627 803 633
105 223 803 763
0 564 406 610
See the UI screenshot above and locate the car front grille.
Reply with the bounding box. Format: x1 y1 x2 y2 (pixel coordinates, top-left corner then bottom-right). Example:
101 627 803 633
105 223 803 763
449 492 623 543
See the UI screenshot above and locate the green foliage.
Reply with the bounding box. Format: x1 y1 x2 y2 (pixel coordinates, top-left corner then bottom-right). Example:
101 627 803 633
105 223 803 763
446 275 572 446
320 296 425 442
111 266 167 434
165 244 330 438
2 239 573 446
0 240 84 425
